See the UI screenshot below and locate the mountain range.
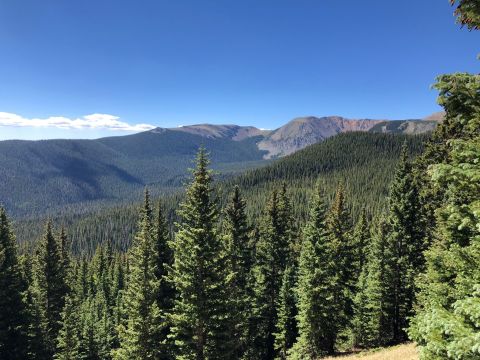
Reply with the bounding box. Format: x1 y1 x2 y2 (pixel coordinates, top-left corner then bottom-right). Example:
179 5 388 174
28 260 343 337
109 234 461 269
165 115 437 158
0 115 438 217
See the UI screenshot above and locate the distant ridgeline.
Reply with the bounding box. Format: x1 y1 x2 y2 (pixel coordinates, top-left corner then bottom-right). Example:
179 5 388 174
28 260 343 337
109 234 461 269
0 115 437 218
15 132 428 256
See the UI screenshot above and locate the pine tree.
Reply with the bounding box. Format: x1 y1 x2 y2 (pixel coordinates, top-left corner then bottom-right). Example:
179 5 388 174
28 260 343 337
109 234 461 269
78 296 101 360
289 184 332 359
274 185 298 359
58 227 72 305
170 147 233 360
155 201 174 310
409 66 480 358
154 200 175 359
0 207 30 360
250 189 291 360
171 148 233 360
55 294 80 360
324 184 354 346
114 189 164 359
274 263 298 360
92 244 106 289
223 185 251 358
278 183 297 256
384 144 425 343
20 253 49 360
111 254 126 351
59 227 71 275
352 218 390 348
352 208 369 278
76 257 90 302
95 288 116 360
35 220 69 356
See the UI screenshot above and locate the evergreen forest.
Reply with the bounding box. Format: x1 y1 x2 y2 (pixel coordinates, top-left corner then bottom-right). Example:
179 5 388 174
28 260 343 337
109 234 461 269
1 1 479 359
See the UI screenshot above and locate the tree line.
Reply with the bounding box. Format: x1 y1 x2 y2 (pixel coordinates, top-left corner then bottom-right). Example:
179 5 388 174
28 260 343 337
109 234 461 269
15 132 428 257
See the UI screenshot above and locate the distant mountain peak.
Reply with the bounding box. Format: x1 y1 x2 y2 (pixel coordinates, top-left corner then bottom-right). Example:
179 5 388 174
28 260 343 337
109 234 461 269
167 124 270 141
258 116 384 158
148 115 436 159
149 127 167 134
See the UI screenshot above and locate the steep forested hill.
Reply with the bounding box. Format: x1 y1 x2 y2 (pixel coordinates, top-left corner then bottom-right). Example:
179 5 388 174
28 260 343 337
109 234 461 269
223 131 427 222
0 129 267 217
15 132 428 255
1 116 435 218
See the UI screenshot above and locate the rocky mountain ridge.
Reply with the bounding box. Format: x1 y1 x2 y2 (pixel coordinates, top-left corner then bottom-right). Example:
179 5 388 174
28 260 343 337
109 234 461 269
160 115 437 158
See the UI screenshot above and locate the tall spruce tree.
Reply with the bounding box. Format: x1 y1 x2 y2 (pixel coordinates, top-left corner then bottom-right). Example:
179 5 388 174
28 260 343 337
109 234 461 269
35 220 69 357
409 136 480 359
114 189 164 359
223 185 251 358
58 227 72 307
55 294 81 360
250 187 294 360
109 254 126 352
78 296 101 360
352 208 369 278
274 263 298 360
20 253 49 360
169 148 233 360
290 184 344 359
323 184 353 353
384 144 425 343
352 217 391 348
154 200 175 359
0 207 30 360
274 185 298 359
278 183 297 256
408 17 480 354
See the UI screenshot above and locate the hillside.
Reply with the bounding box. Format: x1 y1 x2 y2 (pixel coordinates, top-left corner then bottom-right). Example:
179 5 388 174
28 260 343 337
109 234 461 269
15 132 428 255
0 129 267 217
257 116 383 158
1 116 434 218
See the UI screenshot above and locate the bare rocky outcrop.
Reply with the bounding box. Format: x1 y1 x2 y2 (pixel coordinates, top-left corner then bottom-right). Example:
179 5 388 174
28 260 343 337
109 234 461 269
257 116 383 158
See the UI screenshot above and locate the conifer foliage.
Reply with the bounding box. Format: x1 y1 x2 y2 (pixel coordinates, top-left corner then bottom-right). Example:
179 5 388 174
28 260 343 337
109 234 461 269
114 189 165 359
290 184 329 360
250 186 295 360
0 207 29 360
384 144 425 342
223 185 251 358
351 218 390 348
35 221 69 357
169 147 233 359
409 62 480 359
2 142 430 359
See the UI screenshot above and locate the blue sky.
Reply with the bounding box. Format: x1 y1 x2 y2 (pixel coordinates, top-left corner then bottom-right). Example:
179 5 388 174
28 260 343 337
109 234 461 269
0 0 478 140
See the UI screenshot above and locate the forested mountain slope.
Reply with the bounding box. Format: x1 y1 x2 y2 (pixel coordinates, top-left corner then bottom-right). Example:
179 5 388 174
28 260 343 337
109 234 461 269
256 116 382 158
15 132 428 255
1 116 434 218
0 129 267 217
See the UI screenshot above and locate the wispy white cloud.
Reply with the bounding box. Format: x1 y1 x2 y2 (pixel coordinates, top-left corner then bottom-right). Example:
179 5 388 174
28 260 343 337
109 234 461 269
0 112 155 132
